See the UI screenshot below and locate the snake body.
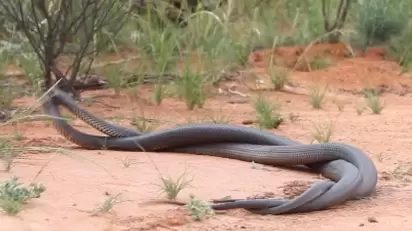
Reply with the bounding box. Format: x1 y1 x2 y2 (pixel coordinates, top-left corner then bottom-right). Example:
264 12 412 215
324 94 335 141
42 88 378 214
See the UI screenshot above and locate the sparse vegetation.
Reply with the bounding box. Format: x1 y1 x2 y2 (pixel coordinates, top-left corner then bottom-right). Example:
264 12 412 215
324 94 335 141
365 92 385 114
186 195 215 221
253 95 283 129
120 156 140 168
155 168 193 200
152 83 167 105
95 193 123 213
174 69 208 110
0 176 45 215
103 66 128 96
308 85 327 109
310 121 335 143
130 109 159 133
0 0 411 227
269 67 290 91
203 113 232 124
309 56 332 70
0 138 18 172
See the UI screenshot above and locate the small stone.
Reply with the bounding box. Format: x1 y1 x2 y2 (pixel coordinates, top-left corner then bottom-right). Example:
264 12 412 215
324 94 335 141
367 216 378 223
241 119 255 125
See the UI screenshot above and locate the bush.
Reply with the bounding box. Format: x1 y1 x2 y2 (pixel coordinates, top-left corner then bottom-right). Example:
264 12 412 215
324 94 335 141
355 0 409 47
387 26 412 70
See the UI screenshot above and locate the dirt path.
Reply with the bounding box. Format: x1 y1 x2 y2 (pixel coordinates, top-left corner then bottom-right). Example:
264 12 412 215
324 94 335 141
1 46 412 231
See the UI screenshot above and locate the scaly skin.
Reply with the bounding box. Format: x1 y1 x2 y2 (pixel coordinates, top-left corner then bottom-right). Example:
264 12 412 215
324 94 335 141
42 88 378 215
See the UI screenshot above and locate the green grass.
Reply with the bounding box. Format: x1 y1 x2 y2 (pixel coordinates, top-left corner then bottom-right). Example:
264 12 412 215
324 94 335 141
309 57 332 70
0 87 15 109
102 65 128 96
174 69 208 110
268 66 290 91
253 95 283 129
308 85 327 109
155 167 193 200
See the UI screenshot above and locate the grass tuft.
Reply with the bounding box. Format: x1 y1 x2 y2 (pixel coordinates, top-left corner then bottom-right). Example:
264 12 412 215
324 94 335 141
155 168 193 200
308 85 327 109
253 95 283 129
268 67 290 91
174 69 208 110
310 121 335 143
364 92 385 114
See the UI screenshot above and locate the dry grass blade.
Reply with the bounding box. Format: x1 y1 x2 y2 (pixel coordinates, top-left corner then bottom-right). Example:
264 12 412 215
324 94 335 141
310 120 336 143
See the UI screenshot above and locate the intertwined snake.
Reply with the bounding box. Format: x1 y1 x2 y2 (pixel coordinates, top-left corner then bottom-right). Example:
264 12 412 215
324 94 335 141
42 87 378 215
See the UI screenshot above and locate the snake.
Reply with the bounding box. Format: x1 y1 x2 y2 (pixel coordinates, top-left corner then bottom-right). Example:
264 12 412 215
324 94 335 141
42 87 378 215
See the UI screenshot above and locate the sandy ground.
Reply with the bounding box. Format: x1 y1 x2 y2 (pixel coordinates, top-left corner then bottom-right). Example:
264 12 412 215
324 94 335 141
1 44 412 231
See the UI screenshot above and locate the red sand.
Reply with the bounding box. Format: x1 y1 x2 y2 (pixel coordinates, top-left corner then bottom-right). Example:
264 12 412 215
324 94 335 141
1 44 412 231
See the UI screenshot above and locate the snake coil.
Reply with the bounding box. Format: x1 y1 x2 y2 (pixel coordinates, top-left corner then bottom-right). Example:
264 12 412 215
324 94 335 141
42 87 378 215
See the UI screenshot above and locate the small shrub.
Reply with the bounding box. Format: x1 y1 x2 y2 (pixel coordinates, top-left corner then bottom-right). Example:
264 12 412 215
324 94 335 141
186 195 214 221
0 176 45 215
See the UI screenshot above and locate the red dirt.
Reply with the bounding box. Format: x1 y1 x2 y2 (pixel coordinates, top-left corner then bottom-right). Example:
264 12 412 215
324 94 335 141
246 43 412 94
1 44 412 231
